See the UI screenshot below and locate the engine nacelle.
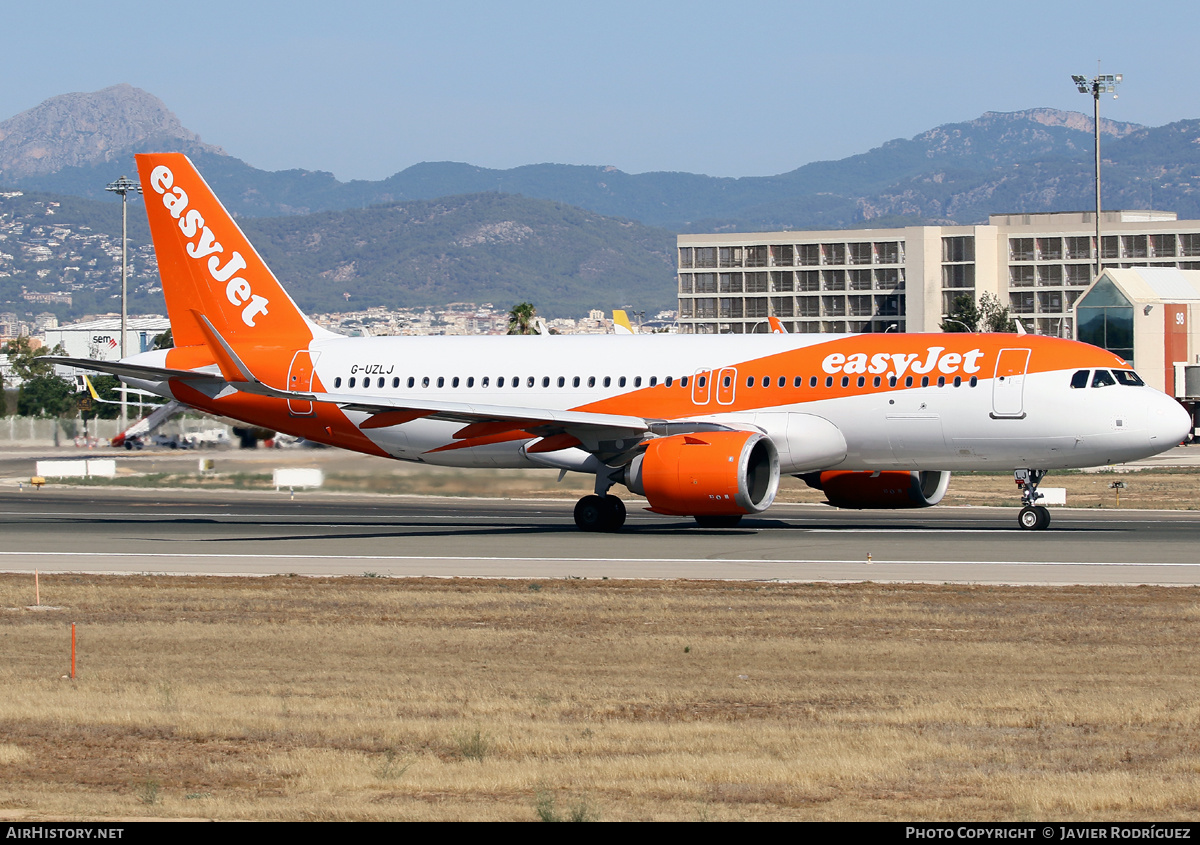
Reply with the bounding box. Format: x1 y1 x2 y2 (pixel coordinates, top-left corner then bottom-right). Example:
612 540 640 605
625 431 780 516
803 470 950 509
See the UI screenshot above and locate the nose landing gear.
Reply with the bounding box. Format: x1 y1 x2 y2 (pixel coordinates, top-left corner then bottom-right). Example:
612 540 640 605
1015 469 1051 530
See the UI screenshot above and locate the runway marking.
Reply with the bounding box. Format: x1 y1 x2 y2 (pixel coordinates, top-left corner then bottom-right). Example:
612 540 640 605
0 551 1197 567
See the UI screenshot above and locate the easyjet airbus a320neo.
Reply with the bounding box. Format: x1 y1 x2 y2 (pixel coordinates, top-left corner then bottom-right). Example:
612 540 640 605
51 154 1191 531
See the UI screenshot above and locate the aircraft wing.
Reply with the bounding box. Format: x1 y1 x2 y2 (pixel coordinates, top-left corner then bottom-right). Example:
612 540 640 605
42 355 225 384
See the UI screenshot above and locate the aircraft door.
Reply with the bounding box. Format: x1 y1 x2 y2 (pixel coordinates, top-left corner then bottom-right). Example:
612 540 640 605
691 369 712 405
716 367 737 405
287 350 319 416
991 348 1030 419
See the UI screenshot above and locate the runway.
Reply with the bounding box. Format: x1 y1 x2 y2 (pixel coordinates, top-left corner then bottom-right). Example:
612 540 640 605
2 487 1199 585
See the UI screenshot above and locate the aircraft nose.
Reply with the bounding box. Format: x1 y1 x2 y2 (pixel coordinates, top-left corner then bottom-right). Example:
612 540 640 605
1149 395 1192 451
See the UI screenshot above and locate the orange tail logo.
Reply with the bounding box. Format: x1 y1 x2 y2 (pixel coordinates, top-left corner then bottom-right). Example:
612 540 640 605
135 153 315 350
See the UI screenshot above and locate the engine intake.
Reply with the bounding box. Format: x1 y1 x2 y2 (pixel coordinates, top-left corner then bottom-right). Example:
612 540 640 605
803 470 950 509
625 431 780 516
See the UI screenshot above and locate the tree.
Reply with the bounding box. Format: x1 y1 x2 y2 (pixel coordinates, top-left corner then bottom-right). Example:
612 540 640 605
17 375 75 418
152 328 174 350
3 338 76 418
4 337 66 381
978 291 1017 333
941 292 1015 333
940 295 979 333
507 302 537 335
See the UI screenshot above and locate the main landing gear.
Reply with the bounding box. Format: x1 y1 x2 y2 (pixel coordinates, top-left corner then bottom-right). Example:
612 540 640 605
574 494 626 532
1015 469 1051 531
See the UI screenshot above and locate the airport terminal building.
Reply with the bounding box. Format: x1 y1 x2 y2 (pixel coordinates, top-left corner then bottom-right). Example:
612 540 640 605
676 211 1200 337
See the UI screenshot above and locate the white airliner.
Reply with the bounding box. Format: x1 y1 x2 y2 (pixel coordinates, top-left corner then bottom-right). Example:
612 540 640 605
50 154 1191 532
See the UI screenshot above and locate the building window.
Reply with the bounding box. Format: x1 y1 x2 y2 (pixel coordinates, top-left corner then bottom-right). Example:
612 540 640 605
1036 238 1062 260
1037 265 1063 287
876 241 901 264
822 243 846 265
1066 264 1092 286
771 245 794 266
1122 235 1148 259
771 271 794 292
798 270 820 291
719 273 742 293
745 246 768 267
745 272 768 293
695 247 717 268
848 242 872 265
678 247 693 268
1065 236 1093 260
798 244 821 266
1009 238 1034 262
1151 234 1176 258
718 246 742 268
822 269 845 291
943 264 974 289
1010 266 1035 288
678 274 692 293
1010 291 1036 314
943 236 975 263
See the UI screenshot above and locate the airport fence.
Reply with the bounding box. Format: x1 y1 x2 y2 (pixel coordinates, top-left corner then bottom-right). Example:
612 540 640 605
0 416 232 448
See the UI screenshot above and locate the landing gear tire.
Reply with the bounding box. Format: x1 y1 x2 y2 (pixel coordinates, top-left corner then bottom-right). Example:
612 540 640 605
1018 505 1051 531
693 514 743 528
574 495 626 532
1035 505 1051 530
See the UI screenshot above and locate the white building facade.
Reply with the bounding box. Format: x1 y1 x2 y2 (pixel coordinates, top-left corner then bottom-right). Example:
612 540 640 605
677 211 1200 336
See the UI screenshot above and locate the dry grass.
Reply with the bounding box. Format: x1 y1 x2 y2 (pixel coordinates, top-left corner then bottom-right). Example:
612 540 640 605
1 574 1199 820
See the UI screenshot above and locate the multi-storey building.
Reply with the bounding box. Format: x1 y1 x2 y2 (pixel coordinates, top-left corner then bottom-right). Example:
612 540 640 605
676 211 1200 336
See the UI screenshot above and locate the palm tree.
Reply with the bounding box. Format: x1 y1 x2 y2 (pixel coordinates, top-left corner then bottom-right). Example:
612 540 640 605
507 302 537 335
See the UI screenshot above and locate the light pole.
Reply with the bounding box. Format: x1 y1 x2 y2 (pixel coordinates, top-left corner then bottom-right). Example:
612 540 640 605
1072 72 1122 280
104 175 142 429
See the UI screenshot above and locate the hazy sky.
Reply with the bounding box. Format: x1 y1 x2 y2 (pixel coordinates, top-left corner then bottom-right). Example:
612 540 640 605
4 1 1194 181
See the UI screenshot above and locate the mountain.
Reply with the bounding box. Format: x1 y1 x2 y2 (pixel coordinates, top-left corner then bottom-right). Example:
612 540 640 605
0 84 224 181
8 86 1198 232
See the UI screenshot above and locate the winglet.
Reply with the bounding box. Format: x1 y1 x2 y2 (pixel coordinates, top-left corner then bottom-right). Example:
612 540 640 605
81 374 101 400
768 316 788 334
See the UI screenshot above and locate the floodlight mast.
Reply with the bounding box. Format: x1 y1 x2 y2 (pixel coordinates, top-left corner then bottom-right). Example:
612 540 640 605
104 175 142 429
1072 72 1122 280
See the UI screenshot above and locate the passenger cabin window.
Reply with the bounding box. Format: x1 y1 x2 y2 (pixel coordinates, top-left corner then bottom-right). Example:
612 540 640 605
334 377 342 388
408 377 415 388
378 377 385 388
393 377 400 388
649 376 658 387
1092 370 1116 388
349 377 357 388
1071 370 1090 389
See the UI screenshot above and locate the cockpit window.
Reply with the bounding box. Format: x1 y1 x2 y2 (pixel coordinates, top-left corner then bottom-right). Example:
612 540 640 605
1113 370 1145 387
1070 370 1090 389
1091 369 1116 388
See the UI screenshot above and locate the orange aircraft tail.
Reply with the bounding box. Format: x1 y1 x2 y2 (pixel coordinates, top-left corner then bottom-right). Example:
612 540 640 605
134 153 322 352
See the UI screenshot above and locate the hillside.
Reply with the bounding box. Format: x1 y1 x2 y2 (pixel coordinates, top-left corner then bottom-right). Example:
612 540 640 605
0 189 675 321
8 87 1200 233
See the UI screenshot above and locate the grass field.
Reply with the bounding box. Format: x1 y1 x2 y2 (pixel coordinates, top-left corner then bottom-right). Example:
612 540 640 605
2 574 1199 821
